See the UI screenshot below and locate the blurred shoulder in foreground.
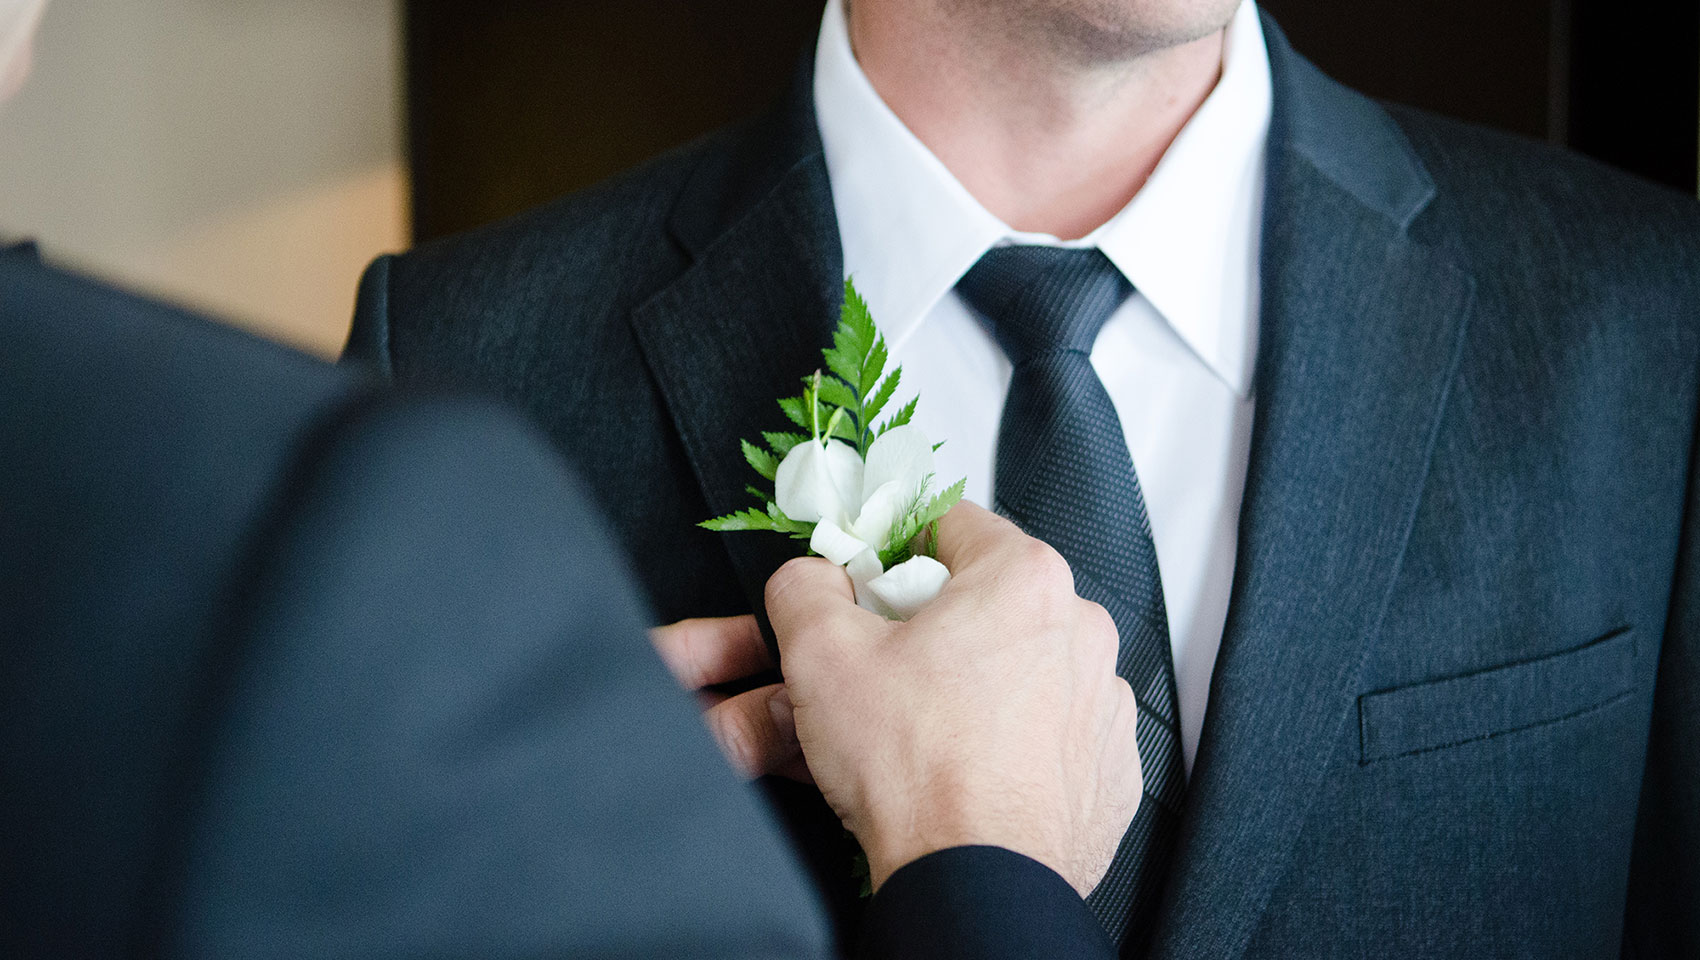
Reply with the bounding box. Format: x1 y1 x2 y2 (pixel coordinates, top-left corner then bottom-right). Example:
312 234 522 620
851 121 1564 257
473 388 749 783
0 253 829 959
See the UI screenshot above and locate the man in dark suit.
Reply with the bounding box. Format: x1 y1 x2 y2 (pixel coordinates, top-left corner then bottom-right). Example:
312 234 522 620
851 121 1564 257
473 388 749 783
344 0 1700 956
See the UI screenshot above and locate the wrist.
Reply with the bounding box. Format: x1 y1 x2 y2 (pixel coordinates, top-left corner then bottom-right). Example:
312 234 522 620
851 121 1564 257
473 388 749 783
864 829 965 893
859 790 1065 893
858 793 975 892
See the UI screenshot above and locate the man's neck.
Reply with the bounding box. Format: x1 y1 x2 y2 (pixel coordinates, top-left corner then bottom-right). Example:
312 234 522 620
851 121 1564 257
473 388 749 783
846 2 1226 240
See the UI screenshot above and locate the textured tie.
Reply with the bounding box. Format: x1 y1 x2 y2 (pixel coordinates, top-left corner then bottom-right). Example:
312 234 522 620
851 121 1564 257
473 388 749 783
958 246 1185 955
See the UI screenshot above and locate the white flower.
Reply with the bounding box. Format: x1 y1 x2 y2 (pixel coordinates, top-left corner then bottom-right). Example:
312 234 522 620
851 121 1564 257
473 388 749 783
866 554 951 620
774 424 951 619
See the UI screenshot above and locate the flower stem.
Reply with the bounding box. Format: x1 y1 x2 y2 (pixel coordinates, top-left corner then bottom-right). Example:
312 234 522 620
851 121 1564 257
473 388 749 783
808 370 823 442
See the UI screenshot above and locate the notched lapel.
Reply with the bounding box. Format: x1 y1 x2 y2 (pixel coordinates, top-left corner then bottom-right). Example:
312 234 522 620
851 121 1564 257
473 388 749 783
1150 22 1476 960
629 153 843 651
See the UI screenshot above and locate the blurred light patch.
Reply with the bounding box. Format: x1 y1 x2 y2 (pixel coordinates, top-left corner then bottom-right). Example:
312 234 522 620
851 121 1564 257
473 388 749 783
0 0 406 357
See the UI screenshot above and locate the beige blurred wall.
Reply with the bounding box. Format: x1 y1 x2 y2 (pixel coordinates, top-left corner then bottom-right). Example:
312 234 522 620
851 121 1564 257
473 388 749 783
0 0 406 357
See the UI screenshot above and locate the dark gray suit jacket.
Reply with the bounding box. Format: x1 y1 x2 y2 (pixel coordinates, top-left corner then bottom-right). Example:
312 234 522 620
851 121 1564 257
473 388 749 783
0 255 833 959
345 17 1700 959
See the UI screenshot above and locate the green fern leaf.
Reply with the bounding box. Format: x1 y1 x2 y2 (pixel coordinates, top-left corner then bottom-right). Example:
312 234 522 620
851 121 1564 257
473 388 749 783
765 502 817 536
764 431 806 456
742 439 778 481
860 337 888 397
863 367 901 423
825 278 878 386
815 376 859 411
700 508 779 532
778 396 810 429
877 396 918 436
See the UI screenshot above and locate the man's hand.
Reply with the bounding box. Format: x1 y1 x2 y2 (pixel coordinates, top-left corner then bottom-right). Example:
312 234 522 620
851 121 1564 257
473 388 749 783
767 502 1142 897
647 614 812 783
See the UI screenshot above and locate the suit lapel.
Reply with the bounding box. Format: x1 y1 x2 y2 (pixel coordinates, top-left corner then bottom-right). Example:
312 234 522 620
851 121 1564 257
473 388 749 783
629 71 844 643
1150 22 1475 959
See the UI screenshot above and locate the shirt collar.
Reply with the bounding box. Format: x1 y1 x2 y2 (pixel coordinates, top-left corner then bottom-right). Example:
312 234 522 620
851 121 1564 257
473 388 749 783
813 0 1271 397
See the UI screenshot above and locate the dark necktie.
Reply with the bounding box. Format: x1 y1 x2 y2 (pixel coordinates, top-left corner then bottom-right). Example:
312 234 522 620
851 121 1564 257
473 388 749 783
957 246 1185 955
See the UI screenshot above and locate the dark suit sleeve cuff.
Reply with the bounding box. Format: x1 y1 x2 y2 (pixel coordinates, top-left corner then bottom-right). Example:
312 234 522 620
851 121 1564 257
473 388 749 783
858 845 1117 960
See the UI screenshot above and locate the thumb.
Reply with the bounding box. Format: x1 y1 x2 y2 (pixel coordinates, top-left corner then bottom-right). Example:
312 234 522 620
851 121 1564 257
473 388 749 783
764 556 880 662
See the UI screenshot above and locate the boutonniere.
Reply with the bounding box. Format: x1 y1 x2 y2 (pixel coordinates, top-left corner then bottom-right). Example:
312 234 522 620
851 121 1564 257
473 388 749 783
703 277 964 618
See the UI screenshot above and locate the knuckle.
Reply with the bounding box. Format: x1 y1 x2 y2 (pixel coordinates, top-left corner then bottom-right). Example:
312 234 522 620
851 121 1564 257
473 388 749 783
1119 684 1144 782
975 508 1023 543
1018 539 1074 592
1118 685 1143 743
1080 599 1115 637
1081 601 1119 661
1117 677 1140 717
1017 537 1059 571
764 556 818 611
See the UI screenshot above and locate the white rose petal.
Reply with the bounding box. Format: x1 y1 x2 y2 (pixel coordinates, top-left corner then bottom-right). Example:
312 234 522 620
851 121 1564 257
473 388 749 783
863 425 935 501
809 518 870 566
845 548 896 618
850 480 907 549
866 555 951 621
774 438 863 526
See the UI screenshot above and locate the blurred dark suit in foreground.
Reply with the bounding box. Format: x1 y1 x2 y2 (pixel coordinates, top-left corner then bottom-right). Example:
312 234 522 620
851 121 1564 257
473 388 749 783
0 252 830 959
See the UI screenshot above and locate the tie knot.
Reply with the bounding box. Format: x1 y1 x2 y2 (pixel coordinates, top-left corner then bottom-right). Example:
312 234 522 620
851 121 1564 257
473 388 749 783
957 246 1131 363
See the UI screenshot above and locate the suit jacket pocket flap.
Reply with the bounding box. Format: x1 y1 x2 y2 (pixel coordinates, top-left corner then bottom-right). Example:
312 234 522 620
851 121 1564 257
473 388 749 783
1358 626 1636 764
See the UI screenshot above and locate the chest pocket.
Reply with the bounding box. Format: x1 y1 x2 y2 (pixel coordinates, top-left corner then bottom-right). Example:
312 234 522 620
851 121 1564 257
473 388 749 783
1356 626 1637 764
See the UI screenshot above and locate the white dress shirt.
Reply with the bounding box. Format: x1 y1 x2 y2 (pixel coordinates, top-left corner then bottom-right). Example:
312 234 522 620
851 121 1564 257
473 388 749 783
812 0 1273 772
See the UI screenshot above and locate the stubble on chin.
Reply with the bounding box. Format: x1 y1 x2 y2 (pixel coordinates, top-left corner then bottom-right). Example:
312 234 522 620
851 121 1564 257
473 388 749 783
940 0 1238 67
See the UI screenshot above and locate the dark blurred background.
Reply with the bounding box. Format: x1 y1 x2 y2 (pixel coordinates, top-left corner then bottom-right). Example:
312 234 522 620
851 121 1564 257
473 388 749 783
405 0 1700 243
